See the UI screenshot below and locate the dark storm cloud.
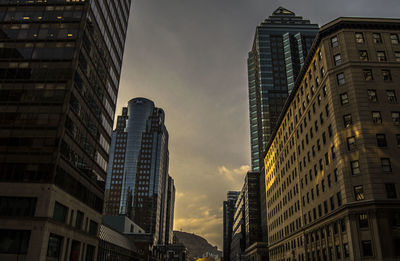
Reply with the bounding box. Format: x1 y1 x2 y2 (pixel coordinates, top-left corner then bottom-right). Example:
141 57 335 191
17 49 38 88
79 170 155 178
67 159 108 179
117 0 400 248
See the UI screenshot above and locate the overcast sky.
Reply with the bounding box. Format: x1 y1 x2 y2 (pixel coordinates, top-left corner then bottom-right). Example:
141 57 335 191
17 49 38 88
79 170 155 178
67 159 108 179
117 0 400 249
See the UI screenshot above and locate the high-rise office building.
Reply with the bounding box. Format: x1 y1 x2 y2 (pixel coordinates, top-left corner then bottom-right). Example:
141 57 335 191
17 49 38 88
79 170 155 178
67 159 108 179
223 191 240 261
248 7 318 171
0 1 131 260
264 17 400 261
104 98 173 246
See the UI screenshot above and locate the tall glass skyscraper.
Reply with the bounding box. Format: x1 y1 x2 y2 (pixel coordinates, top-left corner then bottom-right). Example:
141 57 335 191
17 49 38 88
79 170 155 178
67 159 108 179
0 1 131 260
104 98 174 245
248 7 318 171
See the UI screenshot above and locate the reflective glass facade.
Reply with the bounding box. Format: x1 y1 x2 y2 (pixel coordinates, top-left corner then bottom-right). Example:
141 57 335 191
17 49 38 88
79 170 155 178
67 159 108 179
248 7 318 171
105 98 174 245
0 0 132 260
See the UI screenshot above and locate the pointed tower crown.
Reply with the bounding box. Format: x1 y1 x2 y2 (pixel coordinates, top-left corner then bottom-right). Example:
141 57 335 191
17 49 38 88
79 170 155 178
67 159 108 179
272 7 295 16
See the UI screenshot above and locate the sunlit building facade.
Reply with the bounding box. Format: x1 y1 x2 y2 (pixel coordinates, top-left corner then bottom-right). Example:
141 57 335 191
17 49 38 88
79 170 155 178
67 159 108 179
264 17 400 261
0 0 131 260
248 7 318 172
104 98 173 246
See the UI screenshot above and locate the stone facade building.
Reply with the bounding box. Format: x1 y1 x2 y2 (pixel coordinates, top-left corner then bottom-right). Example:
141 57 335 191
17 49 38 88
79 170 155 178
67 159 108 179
264 17 400 261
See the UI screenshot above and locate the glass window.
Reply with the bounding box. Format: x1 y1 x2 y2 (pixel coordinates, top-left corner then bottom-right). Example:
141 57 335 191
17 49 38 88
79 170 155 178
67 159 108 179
381 158 392 172
382 70 392 81
363 69 373 81
396 134 400 147
47 233 63 258
351 160 360 175
53 201 68 223
387 90 397 104
362 240 373 257
89 220 98 236
331 36 338 47
373 33 382 43
391 34 399 44
320 67 325 77
343 114 352 127
359 213 369 228
337 72 345 85
355 32 364 43
75 211 84 230
0 197 37 217
334 54 342 65
376 134 387 147
372 111 382 124
340 93 349 105
86 244 95 261
347 136 356 150
354 185 365 201
337 192 342 206
368 89 377 102
377 51 387 61
344 243 350 257
395 51 400 62
0 230 31 254
392 112 400 125
386 183 397 199
359 50 368 61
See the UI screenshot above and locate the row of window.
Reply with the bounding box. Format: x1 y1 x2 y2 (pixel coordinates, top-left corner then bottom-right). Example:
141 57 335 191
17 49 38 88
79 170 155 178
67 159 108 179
331 32 400 47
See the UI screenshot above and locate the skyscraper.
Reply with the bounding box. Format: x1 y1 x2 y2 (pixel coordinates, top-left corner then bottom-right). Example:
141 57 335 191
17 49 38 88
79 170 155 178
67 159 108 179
104 98 174 246
248 7 318 171
264 17 400 261
223 191 240 261
0 1 131 260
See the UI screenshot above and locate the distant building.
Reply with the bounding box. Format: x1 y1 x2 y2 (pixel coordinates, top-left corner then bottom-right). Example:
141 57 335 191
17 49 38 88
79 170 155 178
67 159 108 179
0 0 132 260
165 176 176 244
264 17 400 260
248 7 319 172
104 98 174 246
223 191 240 261
230 172 263 261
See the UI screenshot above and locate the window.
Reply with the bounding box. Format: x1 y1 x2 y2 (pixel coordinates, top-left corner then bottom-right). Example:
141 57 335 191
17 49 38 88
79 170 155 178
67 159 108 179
397 134 400 147
86 245 95 261
382 70 392 81
344 243 350 258
377 51 386 61
331 36 338 47
351 160 360 175
391 34 399 44
331 146 336 160
359 50 368 61
0 197 37 217
337 192 342 206
392 112 400 125
343 114 352 127
321 67 325 77
372 111 382 124
354 185 365 200
47 233 63 258
359 214 369 228
362 240 373 257
386 183 397 199
337 72 345 85
334 54 342 65
387 90 397 103
347 136 356 150
376 134 387 147
75 211 84 230
89 220 98 236
363 69 373 81
53 202 68 223
381 158 392 172
340 93 349 105
0 230 31 254
368 89 377 102
395 51 400 62
318 50 323 60
373 33 382 43
355 32 364 43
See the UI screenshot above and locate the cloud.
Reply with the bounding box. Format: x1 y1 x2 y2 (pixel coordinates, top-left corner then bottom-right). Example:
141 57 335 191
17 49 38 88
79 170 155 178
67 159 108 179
173 164 249 248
